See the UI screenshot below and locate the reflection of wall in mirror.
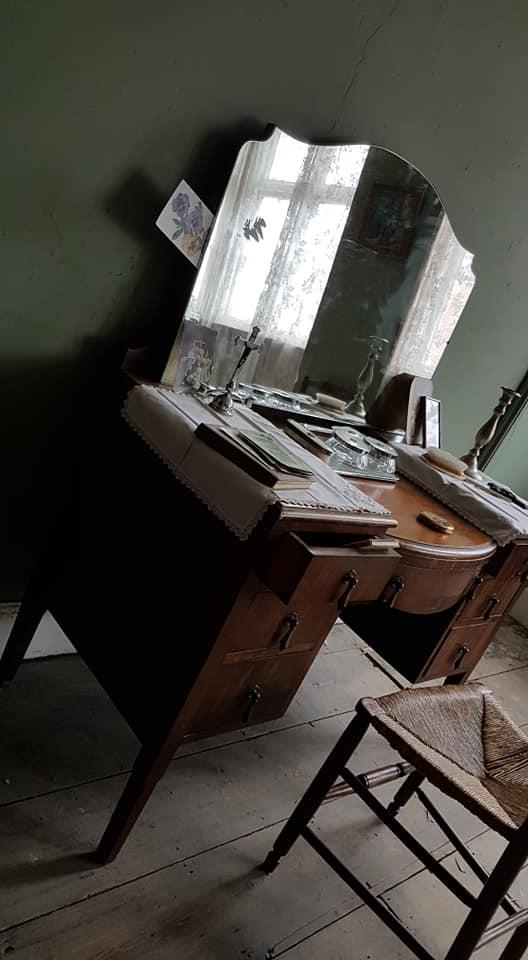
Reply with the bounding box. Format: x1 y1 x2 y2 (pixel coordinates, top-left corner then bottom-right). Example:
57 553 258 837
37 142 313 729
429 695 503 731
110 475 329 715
299 148 443 402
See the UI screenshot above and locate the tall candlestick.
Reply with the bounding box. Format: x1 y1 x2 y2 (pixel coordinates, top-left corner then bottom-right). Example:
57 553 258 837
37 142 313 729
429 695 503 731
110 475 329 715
346 336 388 421
461 386 520 478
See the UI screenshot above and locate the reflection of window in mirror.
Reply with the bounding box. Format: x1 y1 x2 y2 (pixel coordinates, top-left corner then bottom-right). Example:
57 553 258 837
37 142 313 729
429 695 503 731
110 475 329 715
166 128 475 399
383 212 474 382
187 131 369 353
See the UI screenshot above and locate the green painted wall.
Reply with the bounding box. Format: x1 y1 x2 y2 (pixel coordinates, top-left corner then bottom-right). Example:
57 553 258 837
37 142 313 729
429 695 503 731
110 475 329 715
488 407 528 499
2 0 528 598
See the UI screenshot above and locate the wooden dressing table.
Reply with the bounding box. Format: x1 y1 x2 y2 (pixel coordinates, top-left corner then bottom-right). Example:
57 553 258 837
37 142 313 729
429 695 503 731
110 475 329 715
1 391 526 864
3 128 527 863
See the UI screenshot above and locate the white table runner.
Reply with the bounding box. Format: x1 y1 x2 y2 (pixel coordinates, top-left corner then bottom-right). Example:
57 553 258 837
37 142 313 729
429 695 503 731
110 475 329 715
396 445 528 547
123 385 389 540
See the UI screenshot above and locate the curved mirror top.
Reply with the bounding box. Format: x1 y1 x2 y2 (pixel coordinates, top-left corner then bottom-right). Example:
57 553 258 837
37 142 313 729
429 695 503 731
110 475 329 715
164 128 474 401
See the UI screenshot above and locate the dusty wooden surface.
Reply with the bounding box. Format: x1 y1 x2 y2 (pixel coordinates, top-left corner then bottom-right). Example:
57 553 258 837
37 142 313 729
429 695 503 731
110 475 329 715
1 618 527 958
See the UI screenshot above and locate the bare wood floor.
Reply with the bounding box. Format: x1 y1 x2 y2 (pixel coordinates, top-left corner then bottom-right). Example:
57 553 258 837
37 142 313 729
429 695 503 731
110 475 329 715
1 618 528 959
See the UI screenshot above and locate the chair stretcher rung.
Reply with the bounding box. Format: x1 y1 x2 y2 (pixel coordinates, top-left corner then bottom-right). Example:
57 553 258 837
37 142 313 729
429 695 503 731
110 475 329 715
341 768 477 910
324 761 413 803
476 908 528 950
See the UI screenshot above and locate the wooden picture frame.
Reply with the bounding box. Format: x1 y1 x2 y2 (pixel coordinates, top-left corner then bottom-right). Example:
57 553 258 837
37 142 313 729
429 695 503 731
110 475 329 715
358 183 424 261
173 319 217 389
421 396 442 449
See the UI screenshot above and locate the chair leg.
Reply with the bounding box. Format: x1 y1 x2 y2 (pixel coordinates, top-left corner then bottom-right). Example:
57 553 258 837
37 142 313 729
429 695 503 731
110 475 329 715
261 712 370 873
444 821 528 960
498 922 528 960
95 740 175 864
0 580 48 685
387 769 424 817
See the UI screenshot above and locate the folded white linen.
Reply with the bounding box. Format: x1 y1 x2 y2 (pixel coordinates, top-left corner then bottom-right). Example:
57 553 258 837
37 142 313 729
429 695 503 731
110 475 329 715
122 386 389 540
396 445 528 547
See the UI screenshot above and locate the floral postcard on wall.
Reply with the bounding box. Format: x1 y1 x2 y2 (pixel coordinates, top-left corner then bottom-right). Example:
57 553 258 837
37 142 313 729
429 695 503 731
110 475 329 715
156 179 214 267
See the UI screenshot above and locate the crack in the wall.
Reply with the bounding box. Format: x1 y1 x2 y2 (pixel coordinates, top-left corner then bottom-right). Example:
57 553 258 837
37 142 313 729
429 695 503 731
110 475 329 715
329 0 401 134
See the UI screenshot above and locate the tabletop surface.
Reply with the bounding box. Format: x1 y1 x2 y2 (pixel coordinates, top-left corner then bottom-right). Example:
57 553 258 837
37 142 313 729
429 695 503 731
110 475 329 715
353 476 495 554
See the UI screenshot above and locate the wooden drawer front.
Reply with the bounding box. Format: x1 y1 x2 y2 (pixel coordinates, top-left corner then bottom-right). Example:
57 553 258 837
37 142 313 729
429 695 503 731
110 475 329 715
418 621 497 682
384 558 484 615
220 574 336 661
459 573 525 623
183 651 312 738
491 543 528 582
258 533 399 606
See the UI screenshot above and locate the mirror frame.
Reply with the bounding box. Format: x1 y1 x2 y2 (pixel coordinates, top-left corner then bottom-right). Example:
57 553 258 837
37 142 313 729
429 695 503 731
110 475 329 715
160 125 475 393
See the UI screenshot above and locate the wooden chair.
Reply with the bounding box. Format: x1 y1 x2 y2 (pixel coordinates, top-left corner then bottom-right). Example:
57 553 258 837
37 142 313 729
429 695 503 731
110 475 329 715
262 683 528 959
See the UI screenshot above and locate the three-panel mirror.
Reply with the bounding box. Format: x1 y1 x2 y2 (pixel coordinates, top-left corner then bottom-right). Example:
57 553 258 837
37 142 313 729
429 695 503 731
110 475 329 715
163 127 474 407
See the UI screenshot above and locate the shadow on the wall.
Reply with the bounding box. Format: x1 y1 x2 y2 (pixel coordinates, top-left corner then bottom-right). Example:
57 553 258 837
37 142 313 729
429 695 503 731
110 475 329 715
3 119 266 600
1 335 125 601
101 117 268 378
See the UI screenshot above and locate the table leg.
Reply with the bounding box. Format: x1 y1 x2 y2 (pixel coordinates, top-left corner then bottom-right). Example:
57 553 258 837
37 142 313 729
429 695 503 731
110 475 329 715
0 577 48 685
95 735 179 864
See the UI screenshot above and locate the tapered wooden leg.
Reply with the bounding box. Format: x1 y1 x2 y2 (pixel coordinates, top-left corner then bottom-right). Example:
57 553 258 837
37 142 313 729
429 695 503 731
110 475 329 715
261 712 370 873
387 770 424 817
0 581 47 685
445 819 528 960
96 740 176 864
498 923 528 960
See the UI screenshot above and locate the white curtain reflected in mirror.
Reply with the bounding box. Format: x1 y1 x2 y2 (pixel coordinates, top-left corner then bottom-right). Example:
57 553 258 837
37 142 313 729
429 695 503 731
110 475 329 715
384 213 474 381
185 131 369 388
164 128 474 403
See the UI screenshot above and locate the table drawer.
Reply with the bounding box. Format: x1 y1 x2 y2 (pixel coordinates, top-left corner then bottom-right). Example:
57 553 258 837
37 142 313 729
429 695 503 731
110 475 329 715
220 574 337 660
258 533 399 606
491 543 528 582
383 557 484 615
418 621 497 681
182 650 313 738
458 573 525 623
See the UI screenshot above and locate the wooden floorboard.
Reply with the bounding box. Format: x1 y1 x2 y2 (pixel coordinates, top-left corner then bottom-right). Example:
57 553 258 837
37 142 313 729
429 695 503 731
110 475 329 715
1 620 527 958
0 644 389 807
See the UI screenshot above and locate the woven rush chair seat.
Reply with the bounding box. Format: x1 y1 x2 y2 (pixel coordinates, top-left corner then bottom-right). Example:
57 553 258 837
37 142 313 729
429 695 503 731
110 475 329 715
360 683 528 838
263 681 528 959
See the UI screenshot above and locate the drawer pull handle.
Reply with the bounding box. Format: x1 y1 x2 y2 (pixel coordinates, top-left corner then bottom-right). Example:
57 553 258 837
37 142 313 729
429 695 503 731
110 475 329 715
454 644 470 670
381 576 405 608
242 684 262 723
468 575 484 601
338 569 359 609
484 593 499 619
275 613 299 651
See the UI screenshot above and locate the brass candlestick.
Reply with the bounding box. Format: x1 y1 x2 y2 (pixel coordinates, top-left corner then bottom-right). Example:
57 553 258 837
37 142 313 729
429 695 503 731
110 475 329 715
461 386 520 478
346 336 388 421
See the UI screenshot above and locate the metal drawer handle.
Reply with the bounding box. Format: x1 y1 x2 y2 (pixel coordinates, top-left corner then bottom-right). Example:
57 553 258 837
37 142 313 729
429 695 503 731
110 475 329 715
242 684 262 723
381 576 405 608
274 613 299 651
484 593 499 619
454 644 470 670
468 575 484 601
338 569 359 609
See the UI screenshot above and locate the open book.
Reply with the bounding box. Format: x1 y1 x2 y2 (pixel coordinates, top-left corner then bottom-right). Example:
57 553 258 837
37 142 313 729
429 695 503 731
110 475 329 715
195 424 315 490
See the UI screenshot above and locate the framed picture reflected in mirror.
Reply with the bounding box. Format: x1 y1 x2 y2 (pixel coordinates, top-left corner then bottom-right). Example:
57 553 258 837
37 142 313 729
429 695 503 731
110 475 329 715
358 182 425 261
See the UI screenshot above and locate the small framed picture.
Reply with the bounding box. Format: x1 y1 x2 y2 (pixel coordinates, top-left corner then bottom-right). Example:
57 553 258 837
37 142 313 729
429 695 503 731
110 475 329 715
422 396 442 449
156 179 214 267
358 183 424 261
173 320 217 389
